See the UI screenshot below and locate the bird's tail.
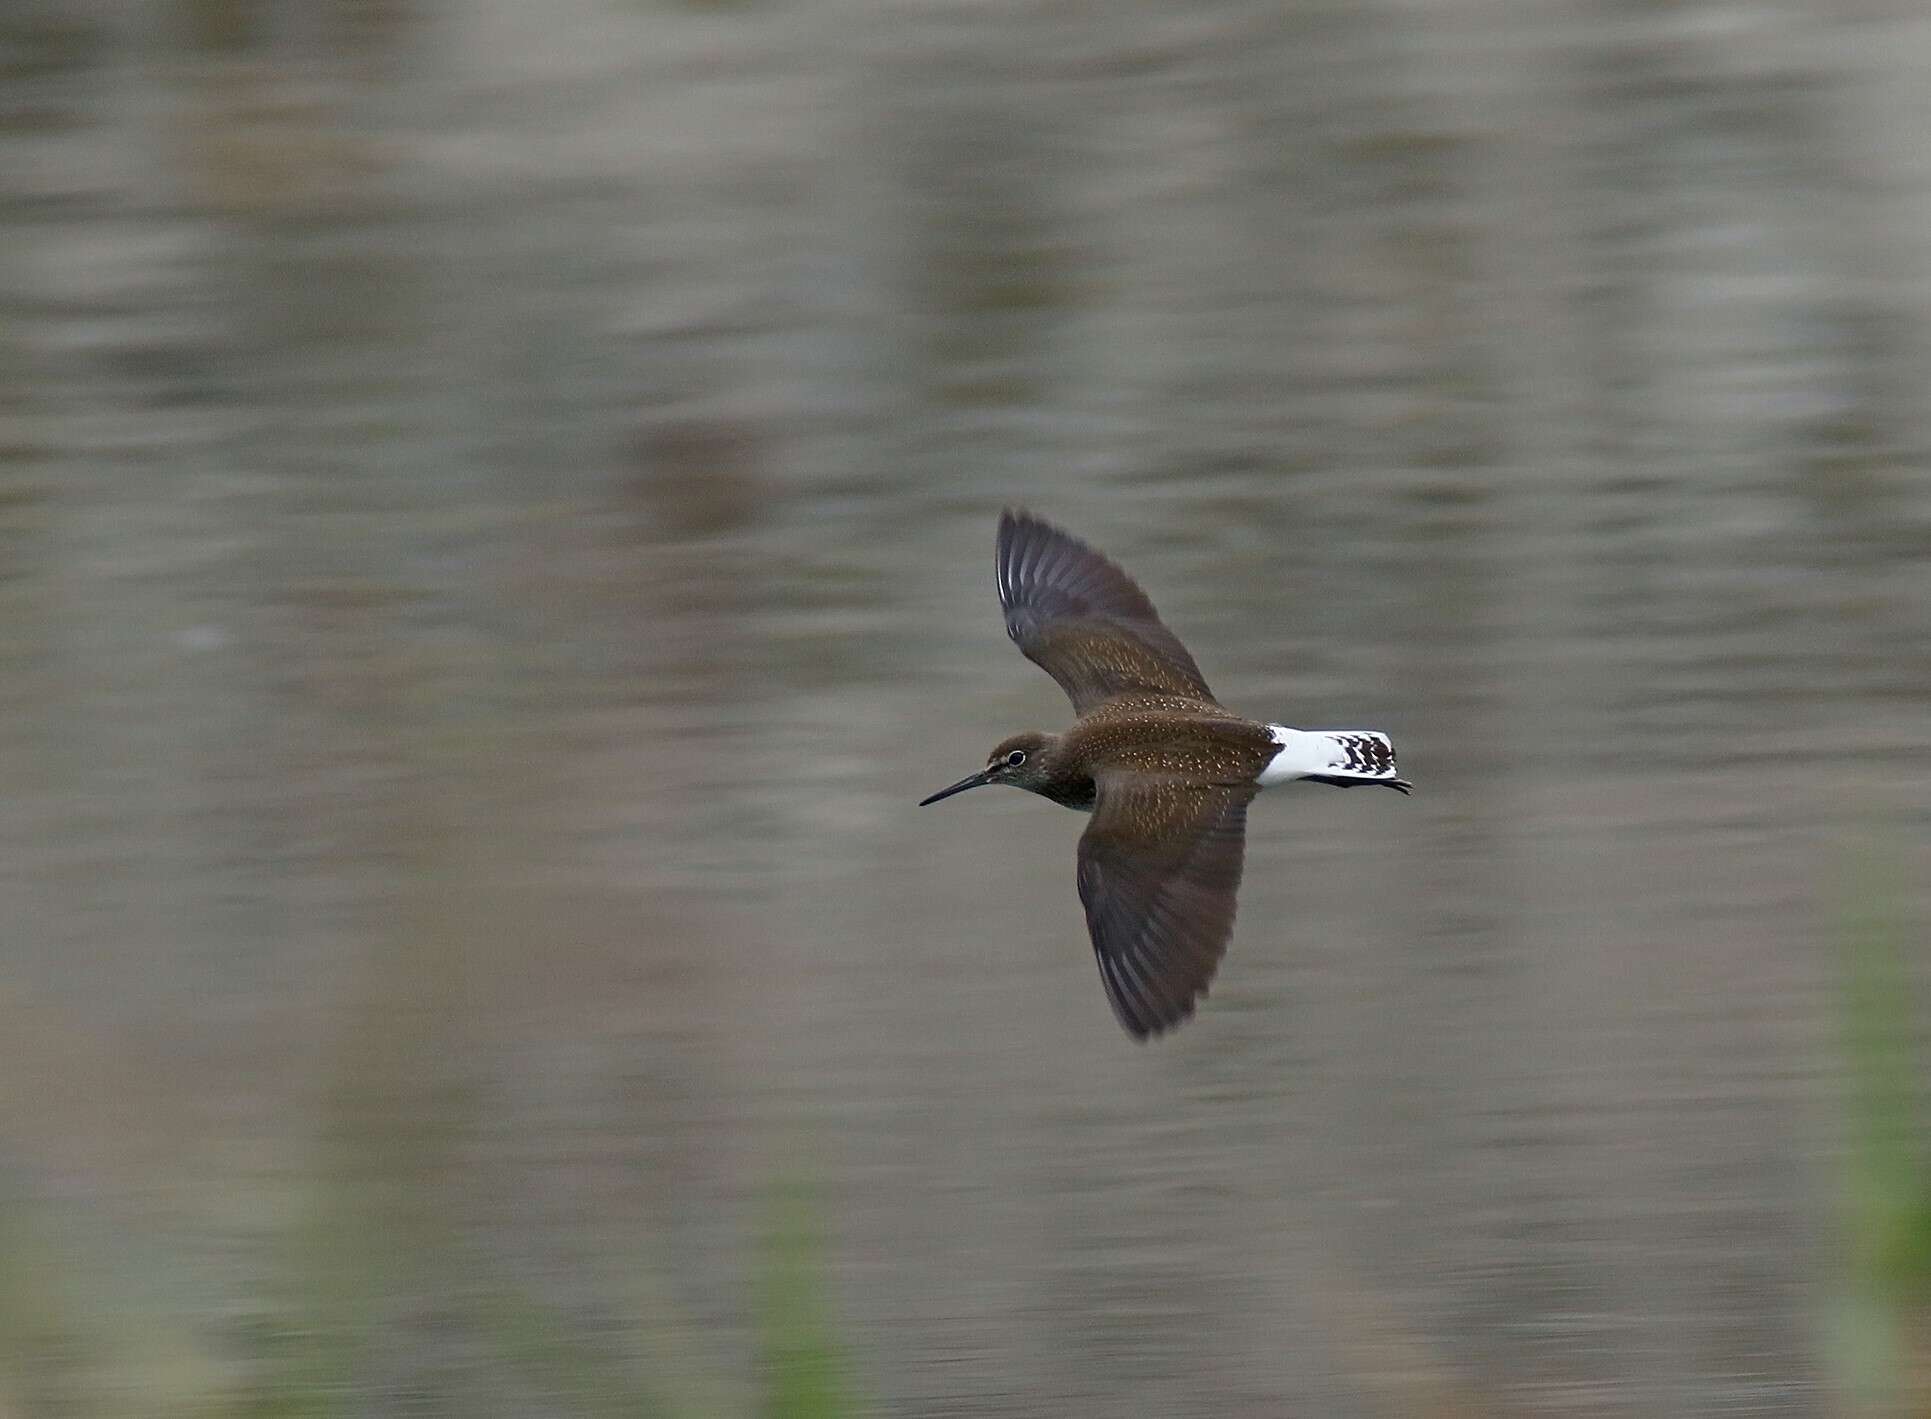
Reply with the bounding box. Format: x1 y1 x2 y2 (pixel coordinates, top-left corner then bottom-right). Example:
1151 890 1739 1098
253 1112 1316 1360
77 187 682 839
1263 727 1412 794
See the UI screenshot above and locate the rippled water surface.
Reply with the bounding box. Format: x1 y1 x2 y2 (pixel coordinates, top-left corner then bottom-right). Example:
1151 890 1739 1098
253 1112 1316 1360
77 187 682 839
3 3 1930 1415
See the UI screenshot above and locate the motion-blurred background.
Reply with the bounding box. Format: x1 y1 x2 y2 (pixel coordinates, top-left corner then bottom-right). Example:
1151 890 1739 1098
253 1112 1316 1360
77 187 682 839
3 2 1930 1415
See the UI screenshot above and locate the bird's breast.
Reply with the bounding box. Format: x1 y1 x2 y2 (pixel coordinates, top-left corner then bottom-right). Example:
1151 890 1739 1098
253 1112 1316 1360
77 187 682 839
1044 778 1097 812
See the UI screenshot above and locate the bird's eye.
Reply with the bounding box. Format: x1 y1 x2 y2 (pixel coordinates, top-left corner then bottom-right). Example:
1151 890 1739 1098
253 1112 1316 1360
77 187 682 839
1005 749 1027 767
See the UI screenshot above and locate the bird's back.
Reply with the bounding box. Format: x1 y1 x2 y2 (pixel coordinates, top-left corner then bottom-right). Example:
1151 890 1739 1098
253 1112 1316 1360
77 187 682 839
1062 700 1277 786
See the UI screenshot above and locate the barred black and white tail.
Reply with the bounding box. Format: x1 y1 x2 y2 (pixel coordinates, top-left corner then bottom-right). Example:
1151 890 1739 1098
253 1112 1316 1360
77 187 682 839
1258 726 1412 795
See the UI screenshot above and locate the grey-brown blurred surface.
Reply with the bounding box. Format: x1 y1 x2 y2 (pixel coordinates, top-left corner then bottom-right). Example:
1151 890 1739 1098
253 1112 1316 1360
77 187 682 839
3 1 1931 1415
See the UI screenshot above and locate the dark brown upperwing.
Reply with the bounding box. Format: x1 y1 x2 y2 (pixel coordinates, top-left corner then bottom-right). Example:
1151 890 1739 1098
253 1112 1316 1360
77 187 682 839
997 509 1215 714
1075 773 1256 1040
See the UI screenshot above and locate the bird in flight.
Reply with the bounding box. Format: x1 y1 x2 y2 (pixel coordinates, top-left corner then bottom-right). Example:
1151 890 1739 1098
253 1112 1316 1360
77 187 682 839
920 510 1409 1040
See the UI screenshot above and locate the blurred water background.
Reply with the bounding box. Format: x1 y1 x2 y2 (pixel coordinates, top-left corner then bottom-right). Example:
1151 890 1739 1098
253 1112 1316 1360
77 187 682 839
3 1 1931 1415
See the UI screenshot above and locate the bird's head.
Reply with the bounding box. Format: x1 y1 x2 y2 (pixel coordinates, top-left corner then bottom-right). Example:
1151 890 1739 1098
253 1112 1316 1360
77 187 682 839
918 731 1058 805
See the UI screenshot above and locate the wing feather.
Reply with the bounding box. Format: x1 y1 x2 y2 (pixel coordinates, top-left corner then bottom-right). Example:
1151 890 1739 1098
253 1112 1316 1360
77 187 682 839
1076 775 1255 1039
997 509 1215 713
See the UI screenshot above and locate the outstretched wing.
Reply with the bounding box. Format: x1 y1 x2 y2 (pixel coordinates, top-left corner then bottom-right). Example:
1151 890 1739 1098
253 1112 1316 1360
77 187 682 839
1076 774 1256 1039
998 509 1215 713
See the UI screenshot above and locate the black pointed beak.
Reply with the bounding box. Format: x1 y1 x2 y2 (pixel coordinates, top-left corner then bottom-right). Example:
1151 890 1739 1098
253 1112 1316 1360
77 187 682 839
919 768 994 806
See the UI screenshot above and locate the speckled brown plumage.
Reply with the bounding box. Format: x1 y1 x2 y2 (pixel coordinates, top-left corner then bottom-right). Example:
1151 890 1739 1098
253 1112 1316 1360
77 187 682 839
920 509 1409 1040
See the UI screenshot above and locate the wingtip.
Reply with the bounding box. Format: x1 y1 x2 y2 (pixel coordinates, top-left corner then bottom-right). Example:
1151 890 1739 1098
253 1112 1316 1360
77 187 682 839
996 506 1022 564
1119 1002 1195 1043
1106 977 1204 1041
